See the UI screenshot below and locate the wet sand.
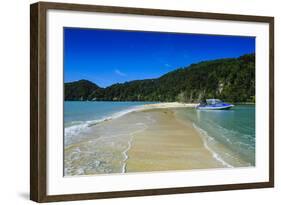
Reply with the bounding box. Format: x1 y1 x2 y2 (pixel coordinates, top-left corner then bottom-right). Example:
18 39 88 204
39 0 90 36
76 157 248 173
64 105 229 176
126 109 224 172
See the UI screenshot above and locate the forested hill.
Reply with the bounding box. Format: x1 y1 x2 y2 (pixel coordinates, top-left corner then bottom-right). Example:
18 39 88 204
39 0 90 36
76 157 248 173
64 53 255 103
64 80 100 101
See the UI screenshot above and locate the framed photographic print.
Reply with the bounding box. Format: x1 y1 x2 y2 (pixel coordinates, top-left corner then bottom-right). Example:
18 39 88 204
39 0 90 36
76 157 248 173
30 1 274 202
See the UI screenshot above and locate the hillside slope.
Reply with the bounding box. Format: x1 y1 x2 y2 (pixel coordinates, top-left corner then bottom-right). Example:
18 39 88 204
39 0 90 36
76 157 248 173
65 53 255 103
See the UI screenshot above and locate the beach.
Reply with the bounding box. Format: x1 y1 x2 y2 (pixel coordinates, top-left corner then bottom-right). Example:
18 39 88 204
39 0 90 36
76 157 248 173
64 102 254 176
126 108 224 172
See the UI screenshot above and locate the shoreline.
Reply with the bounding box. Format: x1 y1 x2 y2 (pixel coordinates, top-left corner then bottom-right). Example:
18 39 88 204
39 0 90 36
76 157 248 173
65 102 198 143
125 108 225 172
64 102 196 145
64 103 252 176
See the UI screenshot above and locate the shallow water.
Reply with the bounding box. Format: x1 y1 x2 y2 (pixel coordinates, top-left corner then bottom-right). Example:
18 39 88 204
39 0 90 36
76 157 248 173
64 104 156 176
64 101 157 146
64 102 255 176
174 105 255 166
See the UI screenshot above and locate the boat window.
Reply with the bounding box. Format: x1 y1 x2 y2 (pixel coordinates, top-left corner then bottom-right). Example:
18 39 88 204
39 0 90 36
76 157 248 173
206 99 222 105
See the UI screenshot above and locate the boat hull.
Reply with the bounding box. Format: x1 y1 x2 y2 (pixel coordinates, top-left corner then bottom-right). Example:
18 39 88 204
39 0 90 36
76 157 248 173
196 105 234 110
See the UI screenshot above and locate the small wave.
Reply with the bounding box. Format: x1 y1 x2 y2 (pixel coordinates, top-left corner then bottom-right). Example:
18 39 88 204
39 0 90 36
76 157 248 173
208 123 255 150
121 138 133 173
65 120 85 127
198 118 254 146
64 123 90 146
120 115 154 173
64 105 147 146
192 123 234 168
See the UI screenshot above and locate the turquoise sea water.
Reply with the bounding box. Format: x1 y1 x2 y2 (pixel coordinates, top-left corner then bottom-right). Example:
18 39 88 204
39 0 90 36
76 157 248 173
64 102 255 170
64 101 157 144
64 101 158 127
175 105 255 166
64 101 159 175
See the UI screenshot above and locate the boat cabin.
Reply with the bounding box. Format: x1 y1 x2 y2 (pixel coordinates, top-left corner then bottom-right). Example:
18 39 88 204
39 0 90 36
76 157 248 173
206 99 222 105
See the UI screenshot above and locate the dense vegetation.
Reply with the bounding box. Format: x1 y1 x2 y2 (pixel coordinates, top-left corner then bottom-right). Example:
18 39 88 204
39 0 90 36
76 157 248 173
64 80 100 101
64 53 255 103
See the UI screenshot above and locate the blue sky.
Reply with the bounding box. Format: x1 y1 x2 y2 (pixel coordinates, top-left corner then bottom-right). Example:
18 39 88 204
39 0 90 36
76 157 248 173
64 28 255 87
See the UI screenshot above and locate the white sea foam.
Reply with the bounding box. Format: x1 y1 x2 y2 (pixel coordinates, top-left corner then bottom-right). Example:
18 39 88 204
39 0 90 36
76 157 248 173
65 102 194 174
120 119 151 173
64 106 157 175
64 105 145 145
64 103 188 146
192 123 234 168
121 138 133 173
209 123 255 151
64 123 90 146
